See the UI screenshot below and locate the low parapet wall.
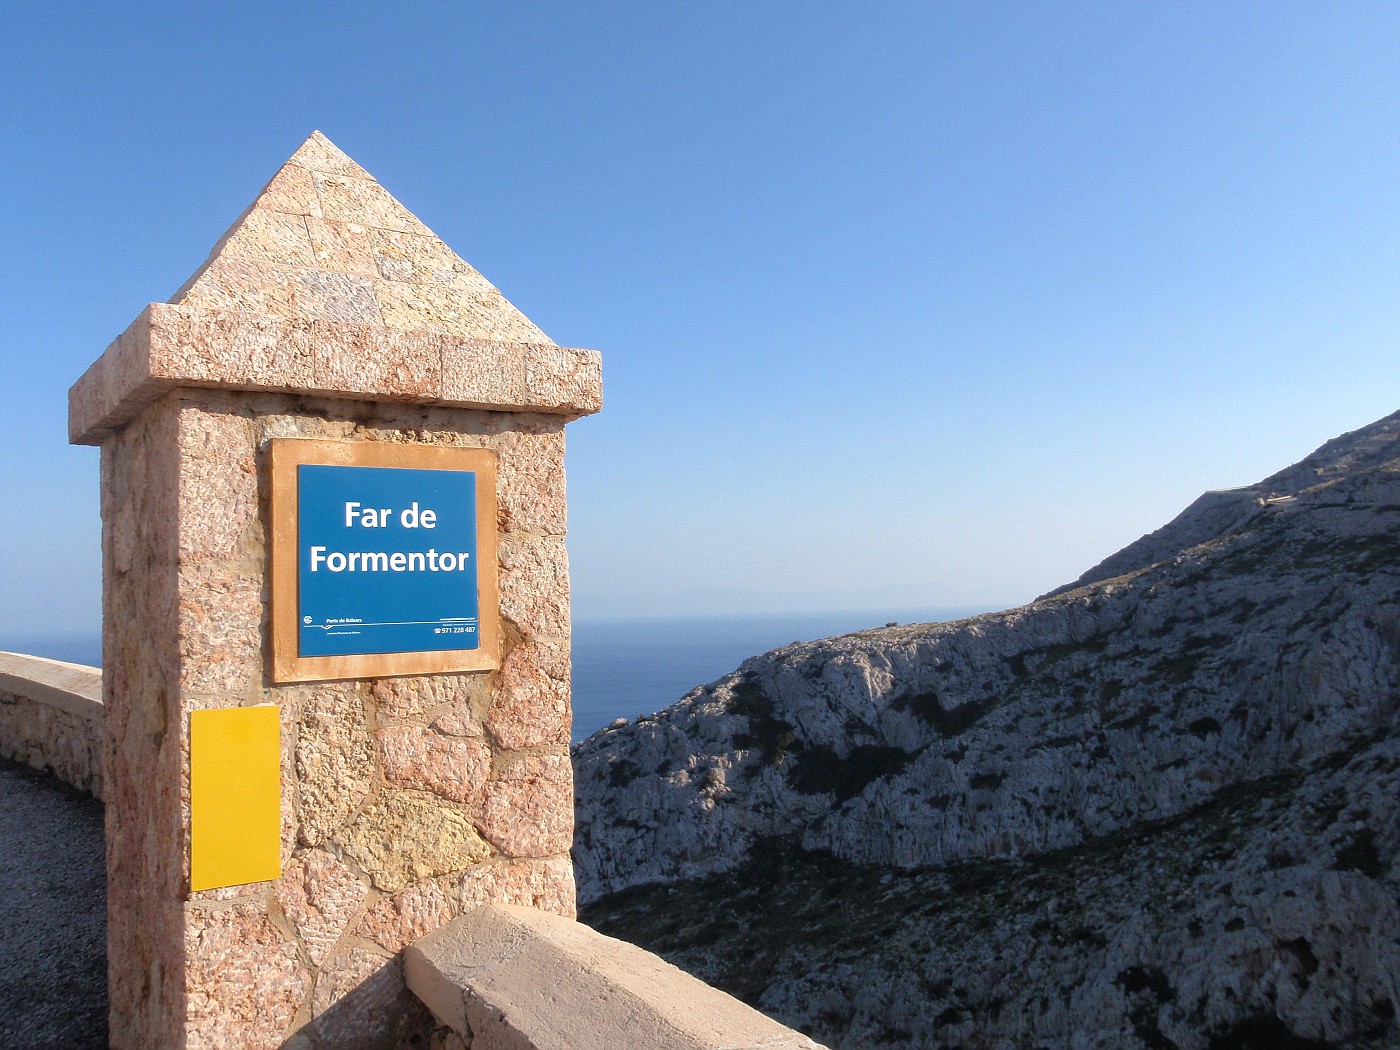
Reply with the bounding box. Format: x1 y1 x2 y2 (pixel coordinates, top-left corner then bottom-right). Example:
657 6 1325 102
0 652 103 798
405 903 827 1049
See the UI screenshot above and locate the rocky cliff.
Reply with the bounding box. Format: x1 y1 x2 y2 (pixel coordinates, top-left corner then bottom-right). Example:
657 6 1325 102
572 410 1400 1049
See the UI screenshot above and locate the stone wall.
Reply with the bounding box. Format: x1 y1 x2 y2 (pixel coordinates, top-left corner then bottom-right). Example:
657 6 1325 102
406 904 828 1049
0 651 104 798
111 387 576 1048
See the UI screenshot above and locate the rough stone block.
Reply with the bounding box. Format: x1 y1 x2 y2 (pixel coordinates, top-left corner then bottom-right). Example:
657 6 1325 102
294 682 373 847
68 307 163 446
178 406 259 560
288 131 370 179
177 564 263 698
403 904 827 1050
357 856 576 954
340 793 493 892
496 425 566 536
487 641 570 750
377 723 491 804
441 336 527 407
369 228 476 287
473 752 572 858
211 207 317 269
312 945 436 1050
154 302 317 390
175 257 300 317
498 534 571 638
275 849 370 967
295 270 383 325
313 172 430 235
304 217 379 277
185 902 309 1049
458 854 575 922
356 877 459 956
376 280 550 344
312 320 439 398
370 673 488 724
524 344 603 415
254 162 324 219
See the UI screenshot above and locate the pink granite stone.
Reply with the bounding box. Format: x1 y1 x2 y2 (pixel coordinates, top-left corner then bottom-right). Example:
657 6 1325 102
287 131 371 179
524 343 603 415
210 207 317 269
253 162 324 218
294 270 382 325
441 336 527 407
177 564 262 698
455 854 577 920
473 752 573 858
487 641 570 750
498 534 571 638
313 945 435 1050
313 171 431 235
375 279 550 344
294 682 374 847
178 405 259 560
376 723 491 805
311 320 439 399
275 849 369 967
368 228 475 287
153 304 317 390
355 878 459 955
496 425 566 536
370 673 486 723
67 308 152 446
174 257 300 317
304 217 379 277
185 902 309 1049
355 856 576 954
430 701 487 739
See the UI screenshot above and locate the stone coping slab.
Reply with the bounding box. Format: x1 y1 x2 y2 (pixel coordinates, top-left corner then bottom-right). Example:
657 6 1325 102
69 302 603 445
0 652 102 722
404 903 828 1050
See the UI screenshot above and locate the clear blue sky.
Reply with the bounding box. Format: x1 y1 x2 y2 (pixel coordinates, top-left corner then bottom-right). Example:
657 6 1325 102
2 2 1398 640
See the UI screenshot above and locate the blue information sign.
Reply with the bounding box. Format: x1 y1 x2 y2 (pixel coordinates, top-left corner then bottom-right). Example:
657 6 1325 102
297 464 480 657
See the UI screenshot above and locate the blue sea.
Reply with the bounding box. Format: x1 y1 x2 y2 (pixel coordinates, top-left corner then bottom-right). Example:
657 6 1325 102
1 606 993 744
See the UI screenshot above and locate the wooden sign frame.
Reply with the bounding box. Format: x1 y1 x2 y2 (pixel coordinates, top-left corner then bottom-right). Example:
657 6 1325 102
268 439 500 683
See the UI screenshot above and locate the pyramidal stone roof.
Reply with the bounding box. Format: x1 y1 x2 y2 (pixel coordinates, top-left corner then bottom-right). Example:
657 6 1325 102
170 131 553 345
69 133 602 446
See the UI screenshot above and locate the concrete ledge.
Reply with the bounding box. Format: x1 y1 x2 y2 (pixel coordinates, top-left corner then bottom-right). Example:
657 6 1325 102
0 652 103 798
69 302 604 445
404 903 827 1050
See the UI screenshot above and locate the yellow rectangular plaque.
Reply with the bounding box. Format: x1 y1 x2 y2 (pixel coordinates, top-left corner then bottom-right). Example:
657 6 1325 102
189 706 281 892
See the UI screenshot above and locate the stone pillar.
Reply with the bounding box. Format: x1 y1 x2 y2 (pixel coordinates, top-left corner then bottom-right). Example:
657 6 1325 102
69 132 601 1049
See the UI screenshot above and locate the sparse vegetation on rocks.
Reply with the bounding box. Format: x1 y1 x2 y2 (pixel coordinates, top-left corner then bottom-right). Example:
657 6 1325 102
574 410 1400 1049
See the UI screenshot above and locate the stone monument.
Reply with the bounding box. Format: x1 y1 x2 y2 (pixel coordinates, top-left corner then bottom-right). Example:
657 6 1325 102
69 132 600 1048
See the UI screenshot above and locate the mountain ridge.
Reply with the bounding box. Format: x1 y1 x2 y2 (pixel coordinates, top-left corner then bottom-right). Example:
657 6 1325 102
572 410 1400 1049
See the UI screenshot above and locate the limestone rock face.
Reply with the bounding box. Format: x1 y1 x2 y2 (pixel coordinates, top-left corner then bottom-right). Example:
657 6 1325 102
574 410 1400 1049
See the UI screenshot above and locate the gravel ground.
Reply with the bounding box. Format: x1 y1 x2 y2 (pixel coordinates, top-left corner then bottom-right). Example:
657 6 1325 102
0 758 106 1049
